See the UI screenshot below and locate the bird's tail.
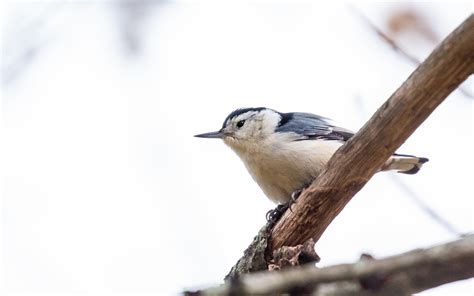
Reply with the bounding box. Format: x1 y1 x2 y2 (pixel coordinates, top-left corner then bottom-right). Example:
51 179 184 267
382 153 429 175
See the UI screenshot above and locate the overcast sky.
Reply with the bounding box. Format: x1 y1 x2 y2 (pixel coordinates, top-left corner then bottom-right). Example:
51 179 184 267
2 1 473 295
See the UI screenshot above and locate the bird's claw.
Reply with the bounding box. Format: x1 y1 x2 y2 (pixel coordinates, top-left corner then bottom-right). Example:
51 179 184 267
265 188 306 223
291 188 303 202
266 204 289 223
287 188 304 212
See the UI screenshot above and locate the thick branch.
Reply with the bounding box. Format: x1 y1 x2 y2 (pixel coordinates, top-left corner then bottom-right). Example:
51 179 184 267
269 14 474 251
194 235 474 295
225 15 474 279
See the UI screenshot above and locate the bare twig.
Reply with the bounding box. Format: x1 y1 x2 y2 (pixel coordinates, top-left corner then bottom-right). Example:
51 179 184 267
190 235 474 295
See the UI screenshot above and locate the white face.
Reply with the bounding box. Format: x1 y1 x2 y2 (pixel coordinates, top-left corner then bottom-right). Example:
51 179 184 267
221 109 281 147
194 108 282 151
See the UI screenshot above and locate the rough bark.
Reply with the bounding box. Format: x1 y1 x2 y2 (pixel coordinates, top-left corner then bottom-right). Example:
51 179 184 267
224 224 271 280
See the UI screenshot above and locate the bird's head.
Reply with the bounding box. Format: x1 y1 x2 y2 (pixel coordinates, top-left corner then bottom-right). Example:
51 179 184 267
194 107 282 150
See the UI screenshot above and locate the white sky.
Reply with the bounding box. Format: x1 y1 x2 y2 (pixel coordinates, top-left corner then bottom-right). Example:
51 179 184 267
1 1 473 295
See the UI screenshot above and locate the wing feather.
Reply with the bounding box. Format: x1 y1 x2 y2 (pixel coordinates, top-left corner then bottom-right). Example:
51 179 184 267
276 112 354 141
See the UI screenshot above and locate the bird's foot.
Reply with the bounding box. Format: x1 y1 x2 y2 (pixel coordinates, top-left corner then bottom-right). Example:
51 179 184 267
291 188 304 202
287 188 305 212
266 203 289 224
265 188 307 223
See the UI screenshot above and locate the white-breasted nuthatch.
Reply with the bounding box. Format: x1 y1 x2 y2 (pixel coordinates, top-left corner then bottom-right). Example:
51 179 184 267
195 107 428 205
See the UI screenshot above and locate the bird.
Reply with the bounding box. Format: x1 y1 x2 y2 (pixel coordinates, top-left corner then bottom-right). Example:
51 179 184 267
195 107 428 206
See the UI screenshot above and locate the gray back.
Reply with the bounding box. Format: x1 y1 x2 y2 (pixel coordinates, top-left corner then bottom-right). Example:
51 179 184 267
276 112 353 141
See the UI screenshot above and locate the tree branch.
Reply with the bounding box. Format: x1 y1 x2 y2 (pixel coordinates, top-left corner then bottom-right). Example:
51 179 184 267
193 235 474 295
270 14 473 251
225 15 474 279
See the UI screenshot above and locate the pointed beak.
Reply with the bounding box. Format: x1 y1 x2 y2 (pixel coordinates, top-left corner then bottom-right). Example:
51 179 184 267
194 130 224 139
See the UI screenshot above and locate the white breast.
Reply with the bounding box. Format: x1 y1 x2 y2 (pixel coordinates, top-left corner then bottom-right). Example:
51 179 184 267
229 133 343 204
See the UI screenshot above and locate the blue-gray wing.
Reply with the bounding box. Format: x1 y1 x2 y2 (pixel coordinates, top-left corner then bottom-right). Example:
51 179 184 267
276 112 354 141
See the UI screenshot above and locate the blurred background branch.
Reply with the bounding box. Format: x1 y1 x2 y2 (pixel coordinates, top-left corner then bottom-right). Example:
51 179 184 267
353 95 461 237
2 3 64 86
349 4 473 99
191 235 474 295
115 0 159 55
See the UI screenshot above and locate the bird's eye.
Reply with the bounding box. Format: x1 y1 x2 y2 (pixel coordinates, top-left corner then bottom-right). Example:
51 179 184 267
236 120 245 128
